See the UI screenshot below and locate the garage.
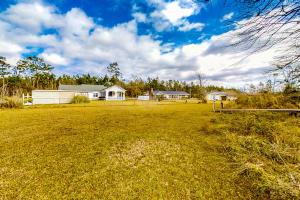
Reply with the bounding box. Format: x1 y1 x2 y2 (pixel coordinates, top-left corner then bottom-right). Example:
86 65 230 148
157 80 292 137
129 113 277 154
32 90 76 105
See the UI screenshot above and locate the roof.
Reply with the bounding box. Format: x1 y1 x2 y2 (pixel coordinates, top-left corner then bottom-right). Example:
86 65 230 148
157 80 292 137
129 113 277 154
207 91 228 96
58 84 107 92
154 90 190 95
32 90 75 92
105 85 126 91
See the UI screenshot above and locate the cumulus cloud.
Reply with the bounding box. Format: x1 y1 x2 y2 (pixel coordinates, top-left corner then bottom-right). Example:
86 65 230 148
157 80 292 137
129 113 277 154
1 1 62 33
0 0 284 87
146 0 204 32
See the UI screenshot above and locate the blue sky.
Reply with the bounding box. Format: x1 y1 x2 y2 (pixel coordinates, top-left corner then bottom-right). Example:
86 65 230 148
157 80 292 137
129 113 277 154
0 0 281 87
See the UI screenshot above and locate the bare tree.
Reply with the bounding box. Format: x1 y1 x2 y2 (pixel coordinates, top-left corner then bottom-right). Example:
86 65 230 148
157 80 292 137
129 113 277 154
199 0 299 87
196 71 207 100
197 72 206 88
231 0 300 86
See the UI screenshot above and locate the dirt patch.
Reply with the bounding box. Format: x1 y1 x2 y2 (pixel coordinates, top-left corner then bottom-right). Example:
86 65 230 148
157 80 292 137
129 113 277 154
109 139 181 168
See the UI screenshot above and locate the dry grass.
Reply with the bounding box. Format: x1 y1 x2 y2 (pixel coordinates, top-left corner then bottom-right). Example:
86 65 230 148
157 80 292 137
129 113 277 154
1 101 298 199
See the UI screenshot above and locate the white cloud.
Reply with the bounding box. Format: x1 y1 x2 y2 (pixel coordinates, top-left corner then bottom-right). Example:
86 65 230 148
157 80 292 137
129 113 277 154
0 1 286 87
178 21 204 32
146 0 203 32
222 12 234 21
1 1 62 33
161 1 196 23
40 52 69 66
132 12 147 23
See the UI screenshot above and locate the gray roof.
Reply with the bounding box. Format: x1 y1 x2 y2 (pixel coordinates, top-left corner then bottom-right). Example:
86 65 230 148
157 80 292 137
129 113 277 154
58 84 107 92
208 91 228 96
154 90 190 95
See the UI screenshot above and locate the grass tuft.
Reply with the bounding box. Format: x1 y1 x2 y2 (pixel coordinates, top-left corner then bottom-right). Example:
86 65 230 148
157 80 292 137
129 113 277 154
70 95 90 104
0 96 23 109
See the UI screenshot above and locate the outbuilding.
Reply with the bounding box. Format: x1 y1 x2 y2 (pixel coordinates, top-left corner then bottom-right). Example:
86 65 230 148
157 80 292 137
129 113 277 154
206 91 237 101
153 90 190 100
32 90 76 105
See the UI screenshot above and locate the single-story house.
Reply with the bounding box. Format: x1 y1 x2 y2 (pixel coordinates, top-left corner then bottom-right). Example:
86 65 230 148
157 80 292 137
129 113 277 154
153 90 190 100
32 84 126 105
58 84 126 100
206 91 237 101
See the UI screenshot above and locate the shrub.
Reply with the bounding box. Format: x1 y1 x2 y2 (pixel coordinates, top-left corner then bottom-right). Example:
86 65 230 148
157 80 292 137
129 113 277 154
0 96 23 108
215 113 300 199
235 93 299 109
70 95 90 104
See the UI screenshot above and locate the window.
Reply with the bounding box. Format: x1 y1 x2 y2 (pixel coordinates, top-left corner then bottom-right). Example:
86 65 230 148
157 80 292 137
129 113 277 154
93 93 98 98
117 92 123 97
108 91 115 97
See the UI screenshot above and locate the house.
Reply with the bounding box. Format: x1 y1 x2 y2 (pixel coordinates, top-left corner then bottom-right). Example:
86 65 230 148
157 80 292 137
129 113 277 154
32 84 126 105
58 84 126 100
206 91 237 101
153 90 190 100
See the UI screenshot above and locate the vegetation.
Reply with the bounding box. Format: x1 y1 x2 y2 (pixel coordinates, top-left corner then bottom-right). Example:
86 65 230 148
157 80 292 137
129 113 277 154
233 93 299 109
0 55 238 99
1 102 298 199
70 95 90 104
205 113 300 199
0 96 23 109
226 82 300 109
215 0 300 85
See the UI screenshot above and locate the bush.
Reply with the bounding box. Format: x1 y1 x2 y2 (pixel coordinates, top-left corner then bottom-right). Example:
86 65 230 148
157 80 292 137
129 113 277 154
70 95 90 104
216 113 300 199
235 93 299 109
0 96 23 108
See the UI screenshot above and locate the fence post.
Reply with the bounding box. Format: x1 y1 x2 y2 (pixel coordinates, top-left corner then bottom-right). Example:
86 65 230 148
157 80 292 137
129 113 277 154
213 99 216 112
22 93 25 105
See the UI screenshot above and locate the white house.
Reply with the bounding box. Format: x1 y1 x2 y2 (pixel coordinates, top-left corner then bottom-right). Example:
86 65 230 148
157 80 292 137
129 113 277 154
153 90 190 100
58 84 126 101
206 91 236 101
32 84 126 105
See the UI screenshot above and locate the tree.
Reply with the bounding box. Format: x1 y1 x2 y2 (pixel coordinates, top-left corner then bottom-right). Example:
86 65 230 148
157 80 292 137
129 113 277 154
0 56 11 96
196 72 207 100
273 63 299 88
17 56 54 88
230 0 300 86
107 62 122 84
198 0 299 87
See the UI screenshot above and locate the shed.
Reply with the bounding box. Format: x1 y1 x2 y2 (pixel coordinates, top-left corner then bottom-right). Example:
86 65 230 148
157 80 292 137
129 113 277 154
32 90 75 105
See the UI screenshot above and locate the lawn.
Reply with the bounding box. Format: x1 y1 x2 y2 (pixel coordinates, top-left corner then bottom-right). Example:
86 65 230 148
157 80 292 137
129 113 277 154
0 102 268 199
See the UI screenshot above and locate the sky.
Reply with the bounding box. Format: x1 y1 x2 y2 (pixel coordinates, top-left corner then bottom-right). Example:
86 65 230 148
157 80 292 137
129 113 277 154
0 0 283 87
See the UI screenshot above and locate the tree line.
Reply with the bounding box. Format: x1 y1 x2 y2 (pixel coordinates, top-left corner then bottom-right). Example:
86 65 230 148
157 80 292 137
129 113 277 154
0 56 231 98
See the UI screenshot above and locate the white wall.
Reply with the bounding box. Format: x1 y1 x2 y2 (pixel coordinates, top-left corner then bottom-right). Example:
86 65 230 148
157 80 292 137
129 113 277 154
32 91 75 104
207 94 222 101
87 91 101 100
105 85 126 100
138 96 150 100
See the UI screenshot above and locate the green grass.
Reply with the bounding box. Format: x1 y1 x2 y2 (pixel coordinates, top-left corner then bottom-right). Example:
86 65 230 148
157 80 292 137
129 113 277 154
0 101 298 199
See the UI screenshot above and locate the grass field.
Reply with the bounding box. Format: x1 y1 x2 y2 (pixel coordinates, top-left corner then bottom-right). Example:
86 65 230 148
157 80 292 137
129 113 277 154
0 101 298 199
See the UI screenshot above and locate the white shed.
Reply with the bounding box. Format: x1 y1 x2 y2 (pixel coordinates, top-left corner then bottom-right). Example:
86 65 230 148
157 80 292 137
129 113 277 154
32 90 75 105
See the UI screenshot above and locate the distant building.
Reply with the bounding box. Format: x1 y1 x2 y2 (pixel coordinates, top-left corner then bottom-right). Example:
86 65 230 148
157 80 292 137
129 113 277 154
58 84 126 100
153 90 190 100
137 96 150 101
206 91 237 101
